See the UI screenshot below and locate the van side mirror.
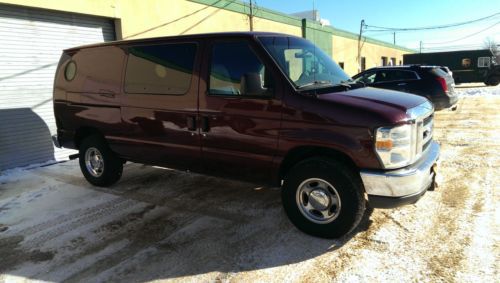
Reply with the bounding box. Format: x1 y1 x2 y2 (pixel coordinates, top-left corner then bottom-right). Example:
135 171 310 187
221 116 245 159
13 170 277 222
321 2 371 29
241 73 269 96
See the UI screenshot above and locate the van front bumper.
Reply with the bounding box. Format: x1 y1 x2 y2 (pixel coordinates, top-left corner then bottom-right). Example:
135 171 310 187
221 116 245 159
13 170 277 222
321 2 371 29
360 141 440 208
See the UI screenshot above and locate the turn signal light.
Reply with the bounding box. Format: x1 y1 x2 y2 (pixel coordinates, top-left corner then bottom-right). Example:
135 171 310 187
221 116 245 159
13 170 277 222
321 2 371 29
376 140 393 150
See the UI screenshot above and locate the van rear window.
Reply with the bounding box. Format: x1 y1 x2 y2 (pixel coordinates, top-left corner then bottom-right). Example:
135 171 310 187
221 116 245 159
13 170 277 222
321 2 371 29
125 43 197 95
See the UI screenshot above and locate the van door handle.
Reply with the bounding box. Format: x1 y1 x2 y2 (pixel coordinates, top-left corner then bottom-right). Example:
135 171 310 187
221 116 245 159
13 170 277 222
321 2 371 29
201 116 210 132
187 116 196 131
99 91 115 98
100 93 115 98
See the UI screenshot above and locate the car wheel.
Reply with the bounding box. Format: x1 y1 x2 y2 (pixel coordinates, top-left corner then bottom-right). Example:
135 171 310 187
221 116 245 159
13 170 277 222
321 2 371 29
485 77 499 86
282 157 366 238
79 135 123 187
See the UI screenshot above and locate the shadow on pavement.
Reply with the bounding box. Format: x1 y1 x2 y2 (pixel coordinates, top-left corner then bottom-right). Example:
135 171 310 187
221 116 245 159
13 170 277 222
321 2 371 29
0 163 373 281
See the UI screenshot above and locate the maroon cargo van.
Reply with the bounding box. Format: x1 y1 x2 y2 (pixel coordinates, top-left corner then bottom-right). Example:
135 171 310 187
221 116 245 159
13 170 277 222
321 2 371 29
52 32 439 238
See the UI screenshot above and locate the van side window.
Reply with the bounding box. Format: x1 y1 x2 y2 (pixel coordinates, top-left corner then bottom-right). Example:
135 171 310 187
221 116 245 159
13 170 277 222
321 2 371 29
209 41 271 97
478 57 491 68
125 43 197 95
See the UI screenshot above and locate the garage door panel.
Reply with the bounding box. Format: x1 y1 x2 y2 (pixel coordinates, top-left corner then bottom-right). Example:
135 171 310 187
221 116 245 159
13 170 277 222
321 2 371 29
0 4 115 170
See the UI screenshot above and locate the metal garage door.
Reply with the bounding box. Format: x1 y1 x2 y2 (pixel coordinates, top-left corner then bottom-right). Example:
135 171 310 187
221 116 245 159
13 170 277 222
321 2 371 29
0 5 115 170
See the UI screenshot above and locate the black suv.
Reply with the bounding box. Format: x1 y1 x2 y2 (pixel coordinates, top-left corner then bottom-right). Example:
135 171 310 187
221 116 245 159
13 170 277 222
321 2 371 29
353 65 458 110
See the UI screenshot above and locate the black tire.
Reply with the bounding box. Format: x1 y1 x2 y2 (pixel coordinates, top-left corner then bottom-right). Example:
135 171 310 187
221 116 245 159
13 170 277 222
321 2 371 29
282 157 366 238
485 77 499 86
79 135 123 187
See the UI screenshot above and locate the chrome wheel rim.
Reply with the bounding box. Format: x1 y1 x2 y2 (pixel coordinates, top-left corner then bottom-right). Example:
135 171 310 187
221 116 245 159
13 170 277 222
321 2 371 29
296 178 341 224
85 147 104 177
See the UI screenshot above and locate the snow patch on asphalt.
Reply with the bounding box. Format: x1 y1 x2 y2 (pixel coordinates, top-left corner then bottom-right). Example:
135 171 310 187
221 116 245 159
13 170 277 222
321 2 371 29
456 84 500 96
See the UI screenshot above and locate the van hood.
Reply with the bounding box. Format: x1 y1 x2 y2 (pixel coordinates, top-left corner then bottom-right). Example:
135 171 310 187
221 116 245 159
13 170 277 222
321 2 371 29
321 87 425 110
315 87 430 126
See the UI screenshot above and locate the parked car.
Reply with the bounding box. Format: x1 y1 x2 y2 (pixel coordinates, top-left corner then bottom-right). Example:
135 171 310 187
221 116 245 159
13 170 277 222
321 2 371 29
52 32 439 238
439 66 453 78
352 65 458 110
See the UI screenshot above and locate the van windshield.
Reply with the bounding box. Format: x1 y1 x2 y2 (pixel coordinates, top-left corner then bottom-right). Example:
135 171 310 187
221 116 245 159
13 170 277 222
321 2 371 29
258 36 351 89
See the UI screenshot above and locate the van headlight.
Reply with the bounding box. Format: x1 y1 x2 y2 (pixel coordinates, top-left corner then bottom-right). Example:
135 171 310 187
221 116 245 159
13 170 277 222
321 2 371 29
375 123 417 169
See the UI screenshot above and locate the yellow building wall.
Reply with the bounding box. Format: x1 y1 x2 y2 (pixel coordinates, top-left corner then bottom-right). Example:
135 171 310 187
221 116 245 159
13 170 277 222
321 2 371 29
252 17 302 37
1 0 406 74
332 35 410 76
0 0 301 39
0 0 118 18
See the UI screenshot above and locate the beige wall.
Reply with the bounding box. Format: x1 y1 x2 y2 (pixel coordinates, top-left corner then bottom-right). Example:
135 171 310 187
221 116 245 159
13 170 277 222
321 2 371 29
332 35 410 76
0 0 301 39
253 17 302 37
1 0 407 76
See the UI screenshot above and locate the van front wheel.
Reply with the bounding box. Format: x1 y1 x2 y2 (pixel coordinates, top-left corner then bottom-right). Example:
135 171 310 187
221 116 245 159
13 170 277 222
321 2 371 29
79 135 123 187
282 158 365 238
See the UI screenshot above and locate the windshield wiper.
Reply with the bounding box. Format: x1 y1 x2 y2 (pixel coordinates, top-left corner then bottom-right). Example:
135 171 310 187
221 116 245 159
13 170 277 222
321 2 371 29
297 80 332 89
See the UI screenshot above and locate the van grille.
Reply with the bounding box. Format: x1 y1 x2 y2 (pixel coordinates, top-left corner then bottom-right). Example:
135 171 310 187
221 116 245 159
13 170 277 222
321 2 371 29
406 100 434 164
416 113 433 158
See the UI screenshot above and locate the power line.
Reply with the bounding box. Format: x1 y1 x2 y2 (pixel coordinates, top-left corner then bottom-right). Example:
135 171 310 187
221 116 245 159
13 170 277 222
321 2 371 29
421 44 485 51
364 11 500 32
425 21 500 45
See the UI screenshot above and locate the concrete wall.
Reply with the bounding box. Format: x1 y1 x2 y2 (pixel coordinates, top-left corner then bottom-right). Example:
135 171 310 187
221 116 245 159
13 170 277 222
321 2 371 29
0 0 412 76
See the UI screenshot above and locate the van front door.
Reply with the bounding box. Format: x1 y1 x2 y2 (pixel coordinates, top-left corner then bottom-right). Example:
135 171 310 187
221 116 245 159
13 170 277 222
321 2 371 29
199 39 282 183
116 42 201 171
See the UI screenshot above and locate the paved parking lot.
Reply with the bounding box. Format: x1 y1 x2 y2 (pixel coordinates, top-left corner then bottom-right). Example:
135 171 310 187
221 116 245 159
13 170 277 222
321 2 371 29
0 85 498 282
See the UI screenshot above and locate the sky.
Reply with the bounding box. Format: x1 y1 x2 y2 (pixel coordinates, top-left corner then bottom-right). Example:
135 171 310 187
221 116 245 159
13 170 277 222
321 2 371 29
253 0 500 52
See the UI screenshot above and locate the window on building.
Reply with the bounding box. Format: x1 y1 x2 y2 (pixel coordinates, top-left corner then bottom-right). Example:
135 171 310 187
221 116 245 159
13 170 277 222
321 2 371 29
125 43 197 94
361 57 366 71
462 58 471 68
478 57 491 68
381 56 388 66
390 57 396 66
339 62 344 69
209 41 271 96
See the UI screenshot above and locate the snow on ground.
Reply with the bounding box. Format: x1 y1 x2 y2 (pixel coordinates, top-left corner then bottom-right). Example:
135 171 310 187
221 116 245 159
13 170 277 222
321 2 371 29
455 83 500 96
0 85 499 282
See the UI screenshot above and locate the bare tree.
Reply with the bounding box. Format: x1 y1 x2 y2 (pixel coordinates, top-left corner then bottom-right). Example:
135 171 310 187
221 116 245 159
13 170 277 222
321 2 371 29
484 37 499 65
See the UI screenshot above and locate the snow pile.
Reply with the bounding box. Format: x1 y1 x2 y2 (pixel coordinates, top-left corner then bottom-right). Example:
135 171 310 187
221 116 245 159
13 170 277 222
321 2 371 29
456 85 500 97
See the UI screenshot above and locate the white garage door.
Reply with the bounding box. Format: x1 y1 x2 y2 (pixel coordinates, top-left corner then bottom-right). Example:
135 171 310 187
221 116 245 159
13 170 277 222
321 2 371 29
0 5 115 170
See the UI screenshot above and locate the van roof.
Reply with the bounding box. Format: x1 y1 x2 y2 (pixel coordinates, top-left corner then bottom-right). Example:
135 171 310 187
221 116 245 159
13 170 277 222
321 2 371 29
64 31 298 52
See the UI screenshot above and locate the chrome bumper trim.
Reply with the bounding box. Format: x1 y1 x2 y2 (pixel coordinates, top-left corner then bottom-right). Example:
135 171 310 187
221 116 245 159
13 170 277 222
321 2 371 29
361 141 439 198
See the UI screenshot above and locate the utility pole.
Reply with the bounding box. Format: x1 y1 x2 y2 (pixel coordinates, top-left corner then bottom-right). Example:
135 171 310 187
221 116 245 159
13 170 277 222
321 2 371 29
249 0 254 31
393 32 396 45
357 19 365 73
419 41 422 53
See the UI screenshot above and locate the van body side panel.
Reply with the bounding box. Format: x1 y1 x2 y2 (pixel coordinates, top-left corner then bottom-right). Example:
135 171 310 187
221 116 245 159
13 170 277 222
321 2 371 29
53 47 126 150
197 37 284 183
275 92 380 170
115 41 202 171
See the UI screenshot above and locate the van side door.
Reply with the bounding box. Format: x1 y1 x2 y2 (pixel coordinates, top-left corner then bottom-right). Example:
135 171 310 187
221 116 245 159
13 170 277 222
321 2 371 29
198 39 282 183
116 41 201 171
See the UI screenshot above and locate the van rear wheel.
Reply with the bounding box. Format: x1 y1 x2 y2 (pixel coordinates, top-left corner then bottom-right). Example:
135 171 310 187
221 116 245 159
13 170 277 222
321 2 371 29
282 157 365 238
485 77 499 86
79 135 123 187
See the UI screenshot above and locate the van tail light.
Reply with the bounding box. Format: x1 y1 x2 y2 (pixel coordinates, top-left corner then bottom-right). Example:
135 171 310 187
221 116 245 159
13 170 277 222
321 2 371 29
436 77 448 93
